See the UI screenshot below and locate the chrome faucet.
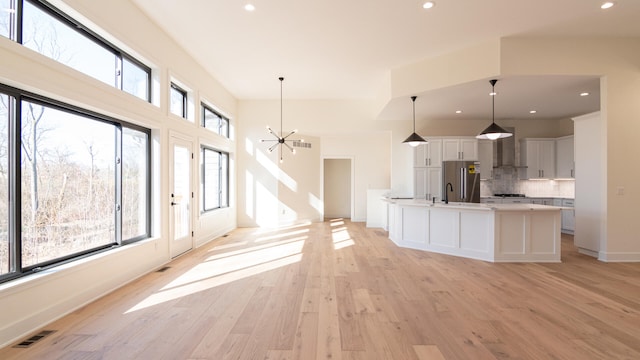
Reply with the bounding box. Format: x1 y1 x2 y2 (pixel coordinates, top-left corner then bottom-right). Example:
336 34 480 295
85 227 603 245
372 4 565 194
444 182 453 204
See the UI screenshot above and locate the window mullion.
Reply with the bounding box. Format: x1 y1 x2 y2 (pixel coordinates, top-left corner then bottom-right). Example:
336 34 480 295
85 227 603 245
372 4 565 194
115 55 123 90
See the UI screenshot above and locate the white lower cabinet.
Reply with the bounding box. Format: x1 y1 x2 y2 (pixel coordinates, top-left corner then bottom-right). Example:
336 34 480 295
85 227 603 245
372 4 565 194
561 199 575 234
387 200 561 262
501 198 531 204
481 198 501 204
530 198 554 205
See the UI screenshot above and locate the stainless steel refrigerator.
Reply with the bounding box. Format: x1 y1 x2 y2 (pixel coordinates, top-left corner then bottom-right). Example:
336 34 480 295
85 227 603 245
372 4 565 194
441 161 480 203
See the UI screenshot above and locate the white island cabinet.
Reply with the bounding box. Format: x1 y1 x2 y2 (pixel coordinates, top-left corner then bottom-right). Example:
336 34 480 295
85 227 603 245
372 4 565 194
384 199 561 262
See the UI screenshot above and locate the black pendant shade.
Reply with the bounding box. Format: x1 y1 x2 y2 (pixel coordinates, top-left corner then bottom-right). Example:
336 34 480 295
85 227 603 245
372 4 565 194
476 79 513 140
403 96 427 147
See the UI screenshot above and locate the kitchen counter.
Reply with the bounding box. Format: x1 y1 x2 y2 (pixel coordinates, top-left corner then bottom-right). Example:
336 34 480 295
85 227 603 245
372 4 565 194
384 198 562 262
387 198 561 211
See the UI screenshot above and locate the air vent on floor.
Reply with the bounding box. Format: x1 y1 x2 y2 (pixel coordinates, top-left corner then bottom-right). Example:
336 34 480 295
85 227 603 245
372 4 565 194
156 266 171 272
13 330 56 348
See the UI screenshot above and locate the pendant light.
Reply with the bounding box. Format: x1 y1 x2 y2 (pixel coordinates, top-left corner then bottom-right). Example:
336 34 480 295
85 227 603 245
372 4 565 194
260 76 302 163
476 79 513 140
402 96 427 147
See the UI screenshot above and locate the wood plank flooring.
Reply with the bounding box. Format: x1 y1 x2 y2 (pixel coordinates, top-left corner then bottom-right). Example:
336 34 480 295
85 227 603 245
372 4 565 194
1 219 639 359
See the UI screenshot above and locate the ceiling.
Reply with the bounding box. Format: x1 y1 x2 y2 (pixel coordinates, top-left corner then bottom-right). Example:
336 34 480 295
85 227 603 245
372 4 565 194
131 0 640 121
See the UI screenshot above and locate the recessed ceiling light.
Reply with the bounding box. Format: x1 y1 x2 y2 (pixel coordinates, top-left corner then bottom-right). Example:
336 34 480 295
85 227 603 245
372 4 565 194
244 3 256 11
529 110 537 114
580 92 590 97
455 110 463 114
423 2 435 9
601 2 615 9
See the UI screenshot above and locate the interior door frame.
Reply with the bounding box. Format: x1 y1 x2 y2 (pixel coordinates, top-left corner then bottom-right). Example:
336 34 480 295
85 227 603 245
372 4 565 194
169 131 194 258
321 156 355 220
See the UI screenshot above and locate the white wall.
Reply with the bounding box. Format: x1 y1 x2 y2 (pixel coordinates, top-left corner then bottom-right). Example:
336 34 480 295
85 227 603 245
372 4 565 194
573 112 605 257
322 133 391 221
0 0 237 347
237 99 393 226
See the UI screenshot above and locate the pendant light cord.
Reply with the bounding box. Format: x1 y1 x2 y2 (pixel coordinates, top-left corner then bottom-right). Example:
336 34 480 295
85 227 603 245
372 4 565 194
492 83 495 124
280 77 284 137
411 96 417 132
490 79 497 125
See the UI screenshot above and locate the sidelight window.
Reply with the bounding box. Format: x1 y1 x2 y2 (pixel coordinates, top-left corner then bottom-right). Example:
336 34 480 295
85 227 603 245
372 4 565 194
201 147 228 212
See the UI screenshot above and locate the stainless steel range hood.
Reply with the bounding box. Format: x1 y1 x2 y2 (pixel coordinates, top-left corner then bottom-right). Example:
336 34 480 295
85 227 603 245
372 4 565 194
495 126 516 168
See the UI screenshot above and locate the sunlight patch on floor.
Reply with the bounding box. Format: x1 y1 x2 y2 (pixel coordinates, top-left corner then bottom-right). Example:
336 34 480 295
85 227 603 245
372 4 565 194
332 226 354 250
207 236 307 261
124 238 306 314
255 228 310 243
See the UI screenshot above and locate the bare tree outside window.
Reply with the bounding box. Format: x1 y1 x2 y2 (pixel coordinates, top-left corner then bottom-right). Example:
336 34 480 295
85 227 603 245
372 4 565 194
22 1 115 86
20 101 116 267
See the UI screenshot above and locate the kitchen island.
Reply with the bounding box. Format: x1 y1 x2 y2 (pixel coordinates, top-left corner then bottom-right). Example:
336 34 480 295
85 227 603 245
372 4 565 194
384 198 562 262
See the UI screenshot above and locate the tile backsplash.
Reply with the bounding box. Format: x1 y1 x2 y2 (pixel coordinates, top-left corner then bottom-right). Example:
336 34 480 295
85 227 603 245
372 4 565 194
480 167 575 198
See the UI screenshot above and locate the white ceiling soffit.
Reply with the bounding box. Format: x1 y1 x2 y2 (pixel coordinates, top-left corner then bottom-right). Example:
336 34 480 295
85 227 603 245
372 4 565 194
377 75 601 122
131 0 638 119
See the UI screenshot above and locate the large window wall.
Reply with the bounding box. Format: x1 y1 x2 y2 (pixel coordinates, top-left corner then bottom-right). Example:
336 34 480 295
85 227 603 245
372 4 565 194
0 0 233 285
0 86 151 281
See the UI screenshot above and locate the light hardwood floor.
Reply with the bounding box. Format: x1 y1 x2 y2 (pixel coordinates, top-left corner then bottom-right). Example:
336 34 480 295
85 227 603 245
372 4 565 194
1 219 640 359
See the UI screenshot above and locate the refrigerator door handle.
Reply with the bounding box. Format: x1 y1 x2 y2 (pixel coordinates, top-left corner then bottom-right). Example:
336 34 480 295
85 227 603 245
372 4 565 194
460 167 466 200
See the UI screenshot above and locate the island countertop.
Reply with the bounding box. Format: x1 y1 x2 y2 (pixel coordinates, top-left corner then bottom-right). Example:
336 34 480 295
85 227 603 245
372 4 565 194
383 198 564 211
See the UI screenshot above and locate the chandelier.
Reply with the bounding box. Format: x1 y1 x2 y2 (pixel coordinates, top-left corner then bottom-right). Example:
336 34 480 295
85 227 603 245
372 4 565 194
261 77 302 163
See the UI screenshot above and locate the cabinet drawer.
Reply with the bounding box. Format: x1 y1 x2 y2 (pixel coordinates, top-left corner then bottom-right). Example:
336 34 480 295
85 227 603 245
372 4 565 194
481 199 501 204
562 199 574 207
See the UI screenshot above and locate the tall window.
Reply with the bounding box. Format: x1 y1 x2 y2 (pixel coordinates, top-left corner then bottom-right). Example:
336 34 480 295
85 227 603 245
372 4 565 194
201 147 228 212
0 85 151 283
2 0 151 102
170 83 187 119
202 104 229 138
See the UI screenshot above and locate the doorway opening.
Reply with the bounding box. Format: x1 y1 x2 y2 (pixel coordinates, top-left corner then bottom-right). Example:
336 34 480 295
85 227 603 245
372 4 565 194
323 158 353 220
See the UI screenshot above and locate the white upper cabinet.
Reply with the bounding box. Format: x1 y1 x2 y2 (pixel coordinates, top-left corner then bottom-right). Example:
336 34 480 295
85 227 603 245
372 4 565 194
478 140 494 180
413 139 442 167
442 138 478 161
555 135 574 179
520 138 556 179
